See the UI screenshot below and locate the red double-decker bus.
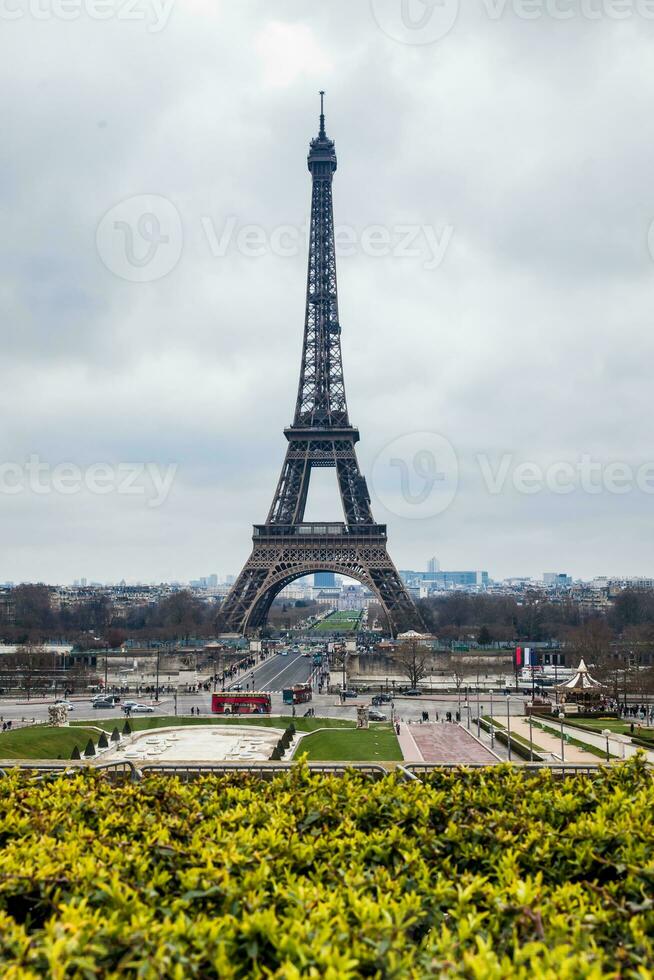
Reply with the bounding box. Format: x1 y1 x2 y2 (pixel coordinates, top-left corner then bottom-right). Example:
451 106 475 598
211 692 271 715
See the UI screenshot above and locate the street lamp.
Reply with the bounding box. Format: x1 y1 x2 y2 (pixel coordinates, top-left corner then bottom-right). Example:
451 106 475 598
602 728 611 763
528 705 534 762
559 710 566 762
506 696 512 761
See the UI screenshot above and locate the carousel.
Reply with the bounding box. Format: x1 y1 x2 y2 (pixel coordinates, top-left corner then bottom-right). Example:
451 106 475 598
554 658 605 710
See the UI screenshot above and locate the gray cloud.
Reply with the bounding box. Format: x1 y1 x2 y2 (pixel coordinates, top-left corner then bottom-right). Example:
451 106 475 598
1 1 653 583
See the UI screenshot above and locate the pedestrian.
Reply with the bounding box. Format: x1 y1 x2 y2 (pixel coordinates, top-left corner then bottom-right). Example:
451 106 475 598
630 722 634 734
395 722 400 735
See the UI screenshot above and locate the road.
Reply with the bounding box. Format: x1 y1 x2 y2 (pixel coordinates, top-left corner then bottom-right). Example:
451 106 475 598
226 653 313 693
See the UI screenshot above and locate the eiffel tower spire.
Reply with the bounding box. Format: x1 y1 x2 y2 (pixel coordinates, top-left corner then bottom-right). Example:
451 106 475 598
216 97 423 638
295 91 346 427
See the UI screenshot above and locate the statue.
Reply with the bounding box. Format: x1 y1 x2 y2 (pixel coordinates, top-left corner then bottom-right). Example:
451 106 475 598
48 703 69 727
356 706 369 730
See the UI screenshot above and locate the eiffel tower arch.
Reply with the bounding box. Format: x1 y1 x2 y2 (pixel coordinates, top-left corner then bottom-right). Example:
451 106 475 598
216 95 423 638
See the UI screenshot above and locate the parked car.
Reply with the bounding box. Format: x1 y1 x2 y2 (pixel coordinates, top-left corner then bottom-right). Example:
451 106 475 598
342 690 359 699
123 703 154 713
368 709 387 722
93 699 115 709
54 700 75 710
372 694 393 706
404 689 423 697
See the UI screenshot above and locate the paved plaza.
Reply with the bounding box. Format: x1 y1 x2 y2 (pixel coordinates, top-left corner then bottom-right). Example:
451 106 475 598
113 725 284 764
398 722 499 764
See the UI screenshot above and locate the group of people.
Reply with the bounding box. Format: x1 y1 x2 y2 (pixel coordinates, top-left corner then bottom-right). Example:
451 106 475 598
620 703 654 723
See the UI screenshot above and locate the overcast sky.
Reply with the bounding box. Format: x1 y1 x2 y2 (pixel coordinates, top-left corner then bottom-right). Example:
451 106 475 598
2 0 654 585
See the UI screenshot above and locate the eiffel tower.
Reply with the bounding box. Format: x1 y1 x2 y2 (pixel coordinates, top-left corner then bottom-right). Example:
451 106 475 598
217 95 422 637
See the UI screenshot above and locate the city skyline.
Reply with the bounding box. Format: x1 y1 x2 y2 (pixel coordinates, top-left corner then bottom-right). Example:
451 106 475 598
3 4 654 584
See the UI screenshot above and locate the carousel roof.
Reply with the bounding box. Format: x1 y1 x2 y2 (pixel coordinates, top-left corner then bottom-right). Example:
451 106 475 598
556 658 604 691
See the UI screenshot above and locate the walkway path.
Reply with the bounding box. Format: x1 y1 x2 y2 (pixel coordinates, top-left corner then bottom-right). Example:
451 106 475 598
399 722 498 764
536 717 654 764
504 716 596 764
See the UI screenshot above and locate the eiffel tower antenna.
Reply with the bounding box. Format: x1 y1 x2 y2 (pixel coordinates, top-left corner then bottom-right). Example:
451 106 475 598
216 99 423 638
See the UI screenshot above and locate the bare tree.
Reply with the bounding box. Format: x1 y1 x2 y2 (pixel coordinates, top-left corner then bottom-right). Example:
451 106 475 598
395 640 430 689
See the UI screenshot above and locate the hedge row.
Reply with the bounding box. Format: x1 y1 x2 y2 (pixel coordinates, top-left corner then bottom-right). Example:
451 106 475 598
0 759 653 976
478 717 543 762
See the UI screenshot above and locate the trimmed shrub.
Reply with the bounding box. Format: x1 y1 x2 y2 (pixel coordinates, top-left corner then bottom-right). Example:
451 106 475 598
97 732 109 749
83 739 96 758
122 720 132 735
110 727 121 743
70 745 81 760
0 759 651 975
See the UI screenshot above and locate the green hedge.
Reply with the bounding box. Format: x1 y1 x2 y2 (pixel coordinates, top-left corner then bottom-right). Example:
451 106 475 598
0 760 653 975
478 717 543 762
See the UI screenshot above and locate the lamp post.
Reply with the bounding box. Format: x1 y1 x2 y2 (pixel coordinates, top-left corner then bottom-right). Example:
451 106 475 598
464 700 470 730
529 706 534 762
506 696 512 761
559 710 565 762
602 728 611 763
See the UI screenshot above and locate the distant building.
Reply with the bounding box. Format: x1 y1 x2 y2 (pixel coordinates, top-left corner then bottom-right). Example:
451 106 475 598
427 556 440 574
400 569 489 591
314 571 336 588
543 573 572 588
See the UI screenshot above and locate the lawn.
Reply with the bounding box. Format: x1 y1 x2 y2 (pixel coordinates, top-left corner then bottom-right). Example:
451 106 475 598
299 724 402 762
71 716 356 735
0 725 100 760
567 717 654 742
311 610 362 633
0 717 360 760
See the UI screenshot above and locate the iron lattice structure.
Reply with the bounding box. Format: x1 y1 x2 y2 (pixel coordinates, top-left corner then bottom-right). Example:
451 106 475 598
217 96 422 637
